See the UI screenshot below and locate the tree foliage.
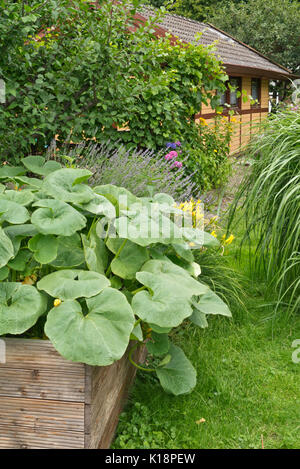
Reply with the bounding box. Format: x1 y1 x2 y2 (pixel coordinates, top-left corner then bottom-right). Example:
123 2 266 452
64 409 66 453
172 0 300 72
147 0 300 72
145 0 246 21
0 0 228 159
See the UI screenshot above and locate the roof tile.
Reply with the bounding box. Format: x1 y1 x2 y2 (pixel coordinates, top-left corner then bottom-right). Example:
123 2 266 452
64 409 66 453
141 7 291 76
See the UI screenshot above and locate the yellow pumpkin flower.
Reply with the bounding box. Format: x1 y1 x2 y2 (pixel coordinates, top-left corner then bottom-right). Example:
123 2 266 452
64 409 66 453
54 299 62 307
224 234 235 245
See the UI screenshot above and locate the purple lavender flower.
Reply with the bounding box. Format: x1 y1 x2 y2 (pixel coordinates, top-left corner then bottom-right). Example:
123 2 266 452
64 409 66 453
166 142 177 150
175 141 182 147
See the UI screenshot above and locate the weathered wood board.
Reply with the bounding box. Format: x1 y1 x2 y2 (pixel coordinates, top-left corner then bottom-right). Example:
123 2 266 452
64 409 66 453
0 338 146 449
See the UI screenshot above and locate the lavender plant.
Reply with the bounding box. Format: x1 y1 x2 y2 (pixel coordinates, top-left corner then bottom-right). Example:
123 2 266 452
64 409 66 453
47 140 199 201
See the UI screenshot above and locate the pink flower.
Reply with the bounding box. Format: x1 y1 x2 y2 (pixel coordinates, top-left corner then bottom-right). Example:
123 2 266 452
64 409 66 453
175 141 181 146
165 150 178 161
171 161 183 169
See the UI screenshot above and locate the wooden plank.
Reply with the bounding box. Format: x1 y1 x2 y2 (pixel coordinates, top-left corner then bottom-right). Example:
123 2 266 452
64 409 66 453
2 338 84 373
85 345 147 449
0 424 84 449
0 368 85 402
260 79 269 107
0 397 84 432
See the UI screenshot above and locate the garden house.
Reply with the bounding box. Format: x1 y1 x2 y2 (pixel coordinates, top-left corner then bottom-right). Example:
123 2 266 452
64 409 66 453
140 7 295 152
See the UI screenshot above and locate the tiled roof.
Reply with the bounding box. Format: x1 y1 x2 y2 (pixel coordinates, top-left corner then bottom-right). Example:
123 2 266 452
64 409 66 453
141 7 291 77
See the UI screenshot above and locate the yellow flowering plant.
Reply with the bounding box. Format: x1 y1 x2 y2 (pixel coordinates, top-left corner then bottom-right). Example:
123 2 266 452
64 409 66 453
176 198 235 252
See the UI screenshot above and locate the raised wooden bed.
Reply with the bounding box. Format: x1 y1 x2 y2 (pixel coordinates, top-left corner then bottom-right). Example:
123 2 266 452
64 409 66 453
0 338 146 449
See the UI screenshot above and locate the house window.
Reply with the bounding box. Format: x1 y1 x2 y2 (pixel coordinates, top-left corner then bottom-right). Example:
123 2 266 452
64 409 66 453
218 90 227 106
217 77 241 109
229 77 240 106
251 78 261 106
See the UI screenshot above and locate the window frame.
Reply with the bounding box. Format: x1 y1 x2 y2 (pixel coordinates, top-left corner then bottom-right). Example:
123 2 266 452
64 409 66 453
218 76 242 111
250 77 261 109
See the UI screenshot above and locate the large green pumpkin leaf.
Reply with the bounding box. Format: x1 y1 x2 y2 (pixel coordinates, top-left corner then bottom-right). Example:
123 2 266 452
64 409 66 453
77 193 116 219
131 322 143 341
172 242 194 263
45 288 135 365
106 238 149 280
169 255 201 278
37 269 110 300
0 166 26 180
0 266 9 280
132 260 208 328
28 234 58 264
7 249 31 271
4 224 38 238
22 155 62 176
13 176 43 190
81 226 108 275
94 184 139 211
0 189 35 206
31 199 86 236
0 283 47 335
115 203 183 247
0 199 30 224
149 324 172 334
152 193 175 206
156 344 197 395
43 168 94 204
50 234 85 268
181 228 220 248
0 227 14 268
147 332 170 356
193 290 232 317
189 308 208 329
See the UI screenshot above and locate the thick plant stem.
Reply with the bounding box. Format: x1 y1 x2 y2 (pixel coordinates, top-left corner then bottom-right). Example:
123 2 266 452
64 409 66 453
128 343 155 373
105 238 128 276
131 285 147 295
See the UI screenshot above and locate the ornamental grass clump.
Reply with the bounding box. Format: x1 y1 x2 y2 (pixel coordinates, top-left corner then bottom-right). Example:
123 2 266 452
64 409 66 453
228 110 300 313
0 156 232 395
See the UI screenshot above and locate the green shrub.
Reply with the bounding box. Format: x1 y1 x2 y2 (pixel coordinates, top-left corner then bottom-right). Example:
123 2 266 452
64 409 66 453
228 110 300 313
182 117 232 191
0 156 232 395
0 0 228 158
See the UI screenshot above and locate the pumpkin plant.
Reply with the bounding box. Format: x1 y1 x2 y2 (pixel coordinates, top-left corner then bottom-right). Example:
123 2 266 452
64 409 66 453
0 156 231 395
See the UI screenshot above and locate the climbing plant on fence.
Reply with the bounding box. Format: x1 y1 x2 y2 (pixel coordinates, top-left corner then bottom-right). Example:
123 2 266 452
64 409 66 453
0 0 228 158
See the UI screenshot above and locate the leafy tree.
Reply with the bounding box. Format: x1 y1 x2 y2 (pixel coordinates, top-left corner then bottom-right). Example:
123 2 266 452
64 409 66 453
145 0 246 21
0 0 227 159
147 0 299 72
209 0 300 73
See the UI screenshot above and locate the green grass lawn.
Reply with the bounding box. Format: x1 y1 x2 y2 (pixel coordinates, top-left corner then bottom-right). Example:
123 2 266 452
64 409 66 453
112 260 300 449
